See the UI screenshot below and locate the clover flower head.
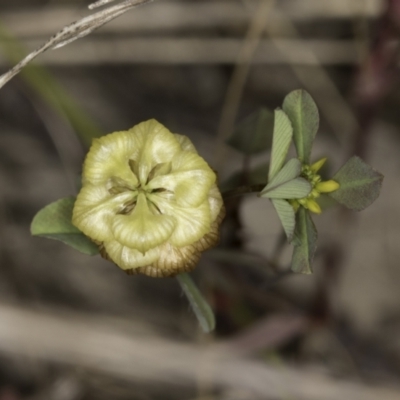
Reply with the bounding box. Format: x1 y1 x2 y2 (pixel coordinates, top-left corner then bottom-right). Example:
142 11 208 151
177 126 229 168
72 119 225 277
290 157 339 214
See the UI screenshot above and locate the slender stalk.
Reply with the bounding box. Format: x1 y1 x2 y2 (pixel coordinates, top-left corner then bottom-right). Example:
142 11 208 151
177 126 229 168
176 273 215 333
222 184 265 200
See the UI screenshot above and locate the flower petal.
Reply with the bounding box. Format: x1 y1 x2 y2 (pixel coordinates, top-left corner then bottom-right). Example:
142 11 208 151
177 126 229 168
145 242 201 276
171 149 212 172
82 131 141 186
103 240 160 270
207 183 224 223
148 193 211 247
111 193 176 253
147 162 172 181
195 215 222 252
148 151 216 207
72 185 135 242
174 134 198 153
135 120 182 185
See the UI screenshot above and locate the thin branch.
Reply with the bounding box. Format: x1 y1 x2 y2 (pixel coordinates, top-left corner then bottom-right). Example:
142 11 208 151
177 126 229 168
0 0 153 89
222 184 265 200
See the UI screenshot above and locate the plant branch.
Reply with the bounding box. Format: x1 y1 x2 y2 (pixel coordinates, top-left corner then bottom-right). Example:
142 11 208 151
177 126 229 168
222 184 265 200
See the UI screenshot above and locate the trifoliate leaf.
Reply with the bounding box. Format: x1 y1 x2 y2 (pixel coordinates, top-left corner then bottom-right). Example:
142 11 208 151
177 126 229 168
261 178 311 199
329 156 383 211
316 194 339 213
31 197 99 255
268 109 293 181
282 89 319 163
176 273 215 333
291 207 317 274
266 158 301 187
227 108 274 155
271 199 296 241
261 158 311 199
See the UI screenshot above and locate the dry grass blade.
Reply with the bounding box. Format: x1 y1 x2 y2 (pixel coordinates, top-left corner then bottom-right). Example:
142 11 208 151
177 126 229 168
89 0 121 10
0 0 154 89
213 0 275 169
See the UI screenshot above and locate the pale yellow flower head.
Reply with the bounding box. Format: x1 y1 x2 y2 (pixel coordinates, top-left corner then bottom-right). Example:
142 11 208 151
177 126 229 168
72 119 225 277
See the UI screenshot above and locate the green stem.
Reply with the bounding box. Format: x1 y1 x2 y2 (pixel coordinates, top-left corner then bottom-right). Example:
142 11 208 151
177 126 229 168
222 183 266 200
176 273 215 333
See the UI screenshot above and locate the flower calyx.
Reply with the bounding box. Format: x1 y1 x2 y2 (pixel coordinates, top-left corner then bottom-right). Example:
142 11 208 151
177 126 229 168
72 119 225 277
290 157 339 214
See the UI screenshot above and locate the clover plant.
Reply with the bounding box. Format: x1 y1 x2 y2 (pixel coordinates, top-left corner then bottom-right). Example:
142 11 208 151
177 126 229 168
31 89 383 331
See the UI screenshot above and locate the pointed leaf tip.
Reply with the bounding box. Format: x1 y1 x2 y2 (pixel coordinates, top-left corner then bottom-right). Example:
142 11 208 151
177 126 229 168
268 109 293 181
31 197 99 255
261 158 312 199
261 178 311 199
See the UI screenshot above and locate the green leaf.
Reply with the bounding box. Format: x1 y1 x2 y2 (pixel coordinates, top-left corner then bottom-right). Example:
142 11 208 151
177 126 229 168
227 108 274 155
261 178 311 199
271 199 296 241
316 194 338 212
282 89 319 163
291 207 317 274
329 156 383 211
266 158 301 188
261 158 311 199
176 273 215 333
268 109 293 181
31 197 99 255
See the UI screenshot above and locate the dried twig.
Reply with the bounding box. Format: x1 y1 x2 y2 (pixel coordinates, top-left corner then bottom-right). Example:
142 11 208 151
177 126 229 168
0 0 153 89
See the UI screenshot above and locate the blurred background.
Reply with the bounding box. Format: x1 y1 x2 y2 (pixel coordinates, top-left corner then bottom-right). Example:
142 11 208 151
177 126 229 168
0 0 400 399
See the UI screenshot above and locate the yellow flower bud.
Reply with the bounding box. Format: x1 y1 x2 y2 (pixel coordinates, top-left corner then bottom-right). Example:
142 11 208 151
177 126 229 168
315 180 340 193
72 119 225 277
310 157 327 173
306 199 322 214
310 189 320 198
298 198 308 206
290 200 300 212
